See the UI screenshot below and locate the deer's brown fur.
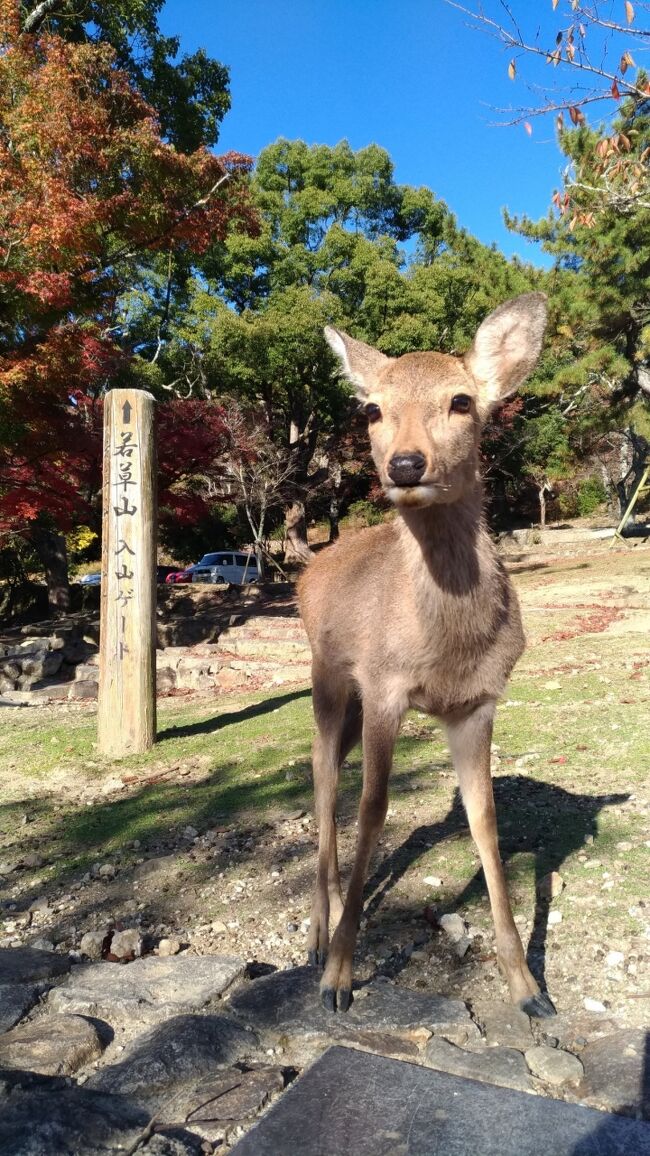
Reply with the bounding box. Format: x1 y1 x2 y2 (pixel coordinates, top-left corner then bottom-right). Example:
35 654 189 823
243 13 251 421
298 293 556 1017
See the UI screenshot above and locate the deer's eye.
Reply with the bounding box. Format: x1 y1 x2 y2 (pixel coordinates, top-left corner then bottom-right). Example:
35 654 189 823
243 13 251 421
364 403 382 423
450 394 472 415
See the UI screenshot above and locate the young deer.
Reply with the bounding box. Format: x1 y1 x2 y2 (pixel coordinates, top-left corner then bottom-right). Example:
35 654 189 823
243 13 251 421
298 293 556 1018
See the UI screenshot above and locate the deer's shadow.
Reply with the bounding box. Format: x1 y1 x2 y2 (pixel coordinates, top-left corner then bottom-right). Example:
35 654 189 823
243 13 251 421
364 774 628 995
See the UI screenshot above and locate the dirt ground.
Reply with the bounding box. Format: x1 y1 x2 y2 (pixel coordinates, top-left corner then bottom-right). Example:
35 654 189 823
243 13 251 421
0 542 648 1034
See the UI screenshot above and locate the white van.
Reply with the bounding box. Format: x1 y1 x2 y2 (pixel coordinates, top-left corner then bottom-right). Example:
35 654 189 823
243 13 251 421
190 551 259 585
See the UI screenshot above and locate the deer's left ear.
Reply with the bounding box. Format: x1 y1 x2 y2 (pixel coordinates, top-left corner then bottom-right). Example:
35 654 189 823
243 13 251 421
464 293 547 414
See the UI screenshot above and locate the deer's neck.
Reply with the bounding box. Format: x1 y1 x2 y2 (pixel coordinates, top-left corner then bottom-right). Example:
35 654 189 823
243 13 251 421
397 490 495 603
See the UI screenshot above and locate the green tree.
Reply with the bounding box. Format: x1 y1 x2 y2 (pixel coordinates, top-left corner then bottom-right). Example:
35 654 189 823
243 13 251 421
17 0 230 149
506 94 650 512
136 138 552 548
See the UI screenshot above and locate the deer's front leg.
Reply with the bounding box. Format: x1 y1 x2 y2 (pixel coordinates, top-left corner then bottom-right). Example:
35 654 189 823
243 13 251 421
445 701 556 1019
321 704 399 1012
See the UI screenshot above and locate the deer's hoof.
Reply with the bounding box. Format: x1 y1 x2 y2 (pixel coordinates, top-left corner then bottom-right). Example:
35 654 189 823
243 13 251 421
307 949 327 968
338 987 352 1012
321 987 336 1012
320 986 352 1013
520 991 556 1018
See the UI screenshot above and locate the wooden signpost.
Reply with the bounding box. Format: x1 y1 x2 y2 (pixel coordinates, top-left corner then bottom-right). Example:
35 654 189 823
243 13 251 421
98 389 157 757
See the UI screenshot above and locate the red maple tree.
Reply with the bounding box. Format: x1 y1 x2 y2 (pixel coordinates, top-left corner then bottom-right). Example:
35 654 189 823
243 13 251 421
0 3 256 605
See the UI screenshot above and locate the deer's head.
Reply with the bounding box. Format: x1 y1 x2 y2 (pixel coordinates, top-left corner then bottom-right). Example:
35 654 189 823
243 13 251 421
325 293 547 509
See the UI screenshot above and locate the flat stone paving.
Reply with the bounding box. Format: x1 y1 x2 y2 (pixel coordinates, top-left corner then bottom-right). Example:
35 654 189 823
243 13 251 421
230 1045 650 1156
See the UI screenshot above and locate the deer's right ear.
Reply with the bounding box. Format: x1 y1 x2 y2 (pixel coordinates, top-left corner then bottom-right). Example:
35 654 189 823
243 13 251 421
324 327 391 400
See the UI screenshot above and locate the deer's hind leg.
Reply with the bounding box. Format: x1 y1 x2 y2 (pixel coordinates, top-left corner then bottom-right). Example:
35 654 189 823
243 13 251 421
307 669 362 968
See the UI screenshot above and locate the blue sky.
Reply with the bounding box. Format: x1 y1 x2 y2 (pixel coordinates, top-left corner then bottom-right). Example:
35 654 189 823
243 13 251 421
159 1 591 266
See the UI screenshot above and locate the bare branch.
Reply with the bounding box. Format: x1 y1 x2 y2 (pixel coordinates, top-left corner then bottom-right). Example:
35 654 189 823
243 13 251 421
22 0 66 34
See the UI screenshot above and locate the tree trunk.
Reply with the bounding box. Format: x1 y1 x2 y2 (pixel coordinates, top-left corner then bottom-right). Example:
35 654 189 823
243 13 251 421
328 494 340 543
328 458 342 542
283 501 312 563
538 483 550 529
30 526 71 613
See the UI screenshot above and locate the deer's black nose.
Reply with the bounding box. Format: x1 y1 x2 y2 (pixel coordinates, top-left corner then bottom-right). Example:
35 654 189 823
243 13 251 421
387 453 426 487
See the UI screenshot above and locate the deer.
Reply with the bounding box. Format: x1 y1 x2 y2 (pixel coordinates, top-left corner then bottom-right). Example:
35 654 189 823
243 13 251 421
297 293 556 1019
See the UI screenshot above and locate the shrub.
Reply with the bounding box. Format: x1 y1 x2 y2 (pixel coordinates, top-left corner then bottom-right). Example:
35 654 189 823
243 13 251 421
577 477 607 517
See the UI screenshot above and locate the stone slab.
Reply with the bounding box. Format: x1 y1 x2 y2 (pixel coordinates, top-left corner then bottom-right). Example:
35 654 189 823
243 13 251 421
424 1036 532 1092
0 984 40 1034
0 947 70 985
578 1028 650 1118
229 1046 650 1156
49 953 244 1026
472 999 534 1050
88 1014 257 1110
525 1044 584 1088
175 1066 285 1144
0 1013 105 1076
228 966 471 1042
0 1079 200 1155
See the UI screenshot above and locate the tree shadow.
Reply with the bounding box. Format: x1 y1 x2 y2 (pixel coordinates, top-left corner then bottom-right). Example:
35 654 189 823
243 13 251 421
364 774 629 998
158 687 311 741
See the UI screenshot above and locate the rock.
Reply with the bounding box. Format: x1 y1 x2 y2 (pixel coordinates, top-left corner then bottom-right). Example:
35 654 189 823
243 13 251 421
0 984 40 1033
28 938 55 953
177 1067 284 1139
0 947 70 985
583 997 607 1013
88 1014 256 1110
19 853 44 870
548 910 563 925
538 871 565 900
49 954 245 1027
110 929 143 960
424 1036 532 1092
473 1000 533 1050
423 876 443 888
525 1045 584 1087
452 936 471 959
229 967 473 1046
69 680 98 701
133 854 179 880
96 862 116 879
605 950 624 968
182 826 199 839
158 937 181 957
578 1028 650 1118
438 913 465 942
80 930 109 960
0 1080 200 1156
28 897 50 914
0 1013 105 1076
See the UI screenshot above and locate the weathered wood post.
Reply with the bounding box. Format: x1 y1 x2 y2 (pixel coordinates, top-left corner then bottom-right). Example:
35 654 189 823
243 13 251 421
98 389 156 756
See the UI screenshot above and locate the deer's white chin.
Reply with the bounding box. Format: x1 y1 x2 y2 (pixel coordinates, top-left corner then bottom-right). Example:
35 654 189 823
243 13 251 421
386 483 452 508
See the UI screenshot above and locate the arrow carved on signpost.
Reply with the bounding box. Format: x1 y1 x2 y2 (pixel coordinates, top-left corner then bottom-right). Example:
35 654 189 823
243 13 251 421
122 401 132 424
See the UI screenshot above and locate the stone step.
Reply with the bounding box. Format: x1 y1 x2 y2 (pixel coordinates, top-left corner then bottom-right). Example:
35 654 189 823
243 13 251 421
218 638 311 660
225 625 308 643
228 659 311 675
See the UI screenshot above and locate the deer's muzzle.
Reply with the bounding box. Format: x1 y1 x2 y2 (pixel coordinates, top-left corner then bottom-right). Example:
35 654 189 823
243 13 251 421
387 452 426 487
